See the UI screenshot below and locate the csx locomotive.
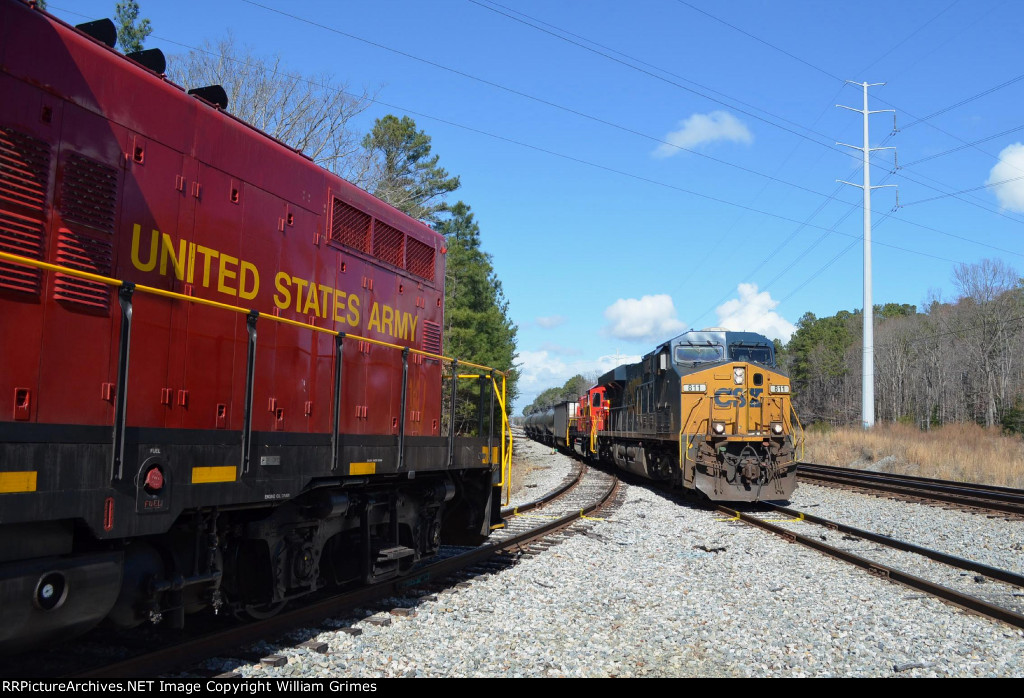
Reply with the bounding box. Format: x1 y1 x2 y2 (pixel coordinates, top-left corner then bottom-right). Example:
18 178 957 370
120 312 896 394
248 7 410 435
525 329 801 501
0 1 508 653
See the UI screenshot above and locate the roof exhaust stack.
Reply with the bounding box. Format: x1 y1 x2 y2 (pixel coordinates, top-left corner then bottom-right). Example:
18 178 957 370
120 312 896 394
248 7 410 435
126 48 166 74
74 18 116 48
188 85 229 110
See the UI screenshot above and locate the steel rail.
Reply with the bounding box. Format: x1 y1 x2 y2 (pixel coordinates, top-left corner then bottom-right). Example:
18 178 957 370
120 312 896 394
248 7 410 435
70 469 617 678
798 463 1024 515
761 502 1024 588
719 504 1024 631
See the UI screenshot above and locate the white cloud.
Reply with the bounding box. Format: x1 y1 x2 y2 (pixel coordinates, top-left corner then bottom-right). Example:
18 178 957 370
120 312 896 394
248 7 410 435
535 315 567 329
515 349 641 414
603 294 686 344
653 111 753 158
715 283 796 342
987 143 1024 212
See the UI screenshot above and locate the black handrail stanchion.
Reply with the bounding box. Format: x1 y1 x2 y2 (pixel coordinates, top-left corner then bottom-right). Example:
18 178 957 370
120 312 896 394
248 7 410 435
111 282 135 482
241 310 258 475
331 332 345 472
447 359 458 467
398 347 409 471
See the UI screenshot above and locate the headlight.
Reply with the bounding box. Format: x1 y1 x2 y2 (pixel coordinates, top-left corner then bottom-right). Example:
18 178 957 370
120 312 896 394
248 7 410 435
683 383 707 393
770 384 790 394
712 421 726 435
733 367 745 385
771 422 784 435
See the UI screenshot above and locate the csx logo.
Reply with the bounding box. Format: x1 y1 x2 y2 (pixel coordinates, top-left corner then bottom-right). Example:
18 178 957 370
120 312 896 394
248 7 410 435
714 388 763 408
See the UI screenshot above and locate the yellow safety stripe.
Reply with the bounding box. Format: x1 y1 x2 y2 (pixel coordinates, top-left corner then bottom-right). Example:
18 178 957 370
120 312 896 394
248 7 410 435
0 471 37 493
191 466 237 483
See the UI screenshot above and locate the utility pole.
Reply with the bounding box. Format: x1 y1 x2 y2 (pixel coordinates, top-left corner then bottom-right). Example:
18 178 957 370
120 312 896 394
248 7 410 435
837 81 896 430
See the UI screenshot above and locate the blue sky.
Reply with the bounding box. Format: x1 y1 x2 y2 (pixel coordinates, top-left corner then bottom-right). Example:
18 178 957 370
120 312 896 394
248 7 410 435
49 1 1024 412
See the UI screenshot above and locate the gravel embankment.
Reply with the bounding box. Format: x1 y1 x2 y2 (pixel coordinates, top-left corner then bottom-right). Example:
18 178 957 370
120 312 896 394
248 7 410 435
215 449 1024 678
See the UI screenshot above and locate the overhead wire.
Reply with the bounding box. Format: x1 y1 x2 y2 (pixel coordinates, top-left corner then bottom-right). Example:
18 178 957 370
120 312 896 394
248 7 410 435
50 1 1024 324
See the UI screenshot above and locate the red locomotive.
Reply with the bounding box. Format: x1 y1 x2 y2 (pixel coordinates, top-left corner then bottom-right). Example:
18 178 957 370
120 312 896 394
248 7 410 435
0 0 508 652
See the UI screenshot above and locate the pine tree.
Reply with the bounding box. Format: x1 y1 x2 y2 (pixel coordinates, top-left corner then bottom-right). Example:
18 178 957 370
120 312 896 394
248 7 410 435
362 115 460 223
436 202 518 418
115 0 151 53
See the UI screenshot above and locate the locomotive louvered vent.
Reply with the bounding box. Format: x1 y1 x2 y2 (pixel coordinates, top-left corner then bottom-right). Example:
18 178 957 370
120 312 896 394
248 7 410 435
422 320 442 354
405 236 435 282
54 230 112 311
330 197 370 252
372 220 404 268
0 210 45 294
0 127 50 214
0 127 50 295
60 153 118 234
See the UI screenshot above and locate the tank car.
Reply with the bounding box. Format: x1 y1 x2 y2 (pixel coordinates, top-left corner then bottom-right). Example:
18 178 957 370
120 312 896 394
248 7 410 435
535 329 801 501
0 1 508 653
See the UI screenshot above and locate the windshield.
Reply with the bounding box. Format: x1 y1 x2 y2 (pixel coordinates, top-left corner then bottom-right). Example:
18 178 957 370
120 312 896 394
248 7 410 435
729 344 773 365
674 344 724 364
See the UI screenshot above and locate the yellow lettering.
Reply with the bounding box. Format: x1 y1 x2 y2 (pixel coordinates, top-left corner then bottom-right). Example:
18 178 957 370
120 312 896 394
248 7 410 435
130 224 158 272
217 253 238 296
347 294 360 327
382 305 393 337
395 310 409 341
333 289 347 324
196 245 218 287
273 272 291 310
367 301 380 333
302 281 320 316
159 233 186 280
292 276 308 312
409 314 417 343
239 261 259 300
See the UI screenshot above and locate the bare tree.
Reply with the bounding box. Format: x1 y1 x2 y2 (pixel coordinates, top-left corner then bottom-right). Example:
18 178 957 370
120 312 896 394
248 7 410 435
167 35 378 185
951 259 1024 427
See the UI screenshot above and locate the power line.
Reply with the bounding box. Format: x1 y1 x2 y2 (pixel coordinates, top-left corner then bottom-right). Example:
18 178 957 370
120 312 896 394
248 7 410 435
470 0 1024 226
901 123 1024 167
49 3 1024 315
659 2 1024 213
900 174 1024 207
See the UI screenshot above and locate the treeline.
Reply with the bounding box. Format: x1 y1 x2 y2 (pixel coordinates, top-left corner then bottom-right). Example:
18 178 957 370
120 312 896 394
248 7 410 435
784 259 1024 433
523 259 1024 434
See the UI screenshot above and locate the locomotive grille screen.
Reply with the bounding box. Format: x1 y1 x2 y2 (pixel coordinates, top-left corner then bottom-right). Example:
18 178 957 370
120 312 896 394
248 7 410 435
60 153 117 234
423 320 442 354
406 237 435 282
372 220 404 268
0 127 49 294
54 230 112 311
0 210 45 294
330 198 371 252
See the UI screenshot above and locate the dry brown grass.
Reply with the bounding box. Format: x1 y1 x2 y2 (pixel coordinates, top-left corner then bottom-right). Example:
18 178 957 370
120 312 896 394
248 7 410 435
802 422 1024 488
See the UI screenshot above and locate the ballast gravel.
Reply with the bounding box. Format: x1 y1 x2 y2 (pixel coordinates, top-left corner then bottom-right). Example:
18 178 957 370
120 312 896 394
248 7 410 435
225 450 1024 678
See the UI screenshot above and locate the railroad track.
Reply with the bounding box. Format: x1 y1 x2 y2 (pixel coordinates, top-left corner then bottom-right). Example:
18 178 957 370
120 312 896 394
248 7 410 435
719 501 1024 631
4 460 617 679
797 462 1024 517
